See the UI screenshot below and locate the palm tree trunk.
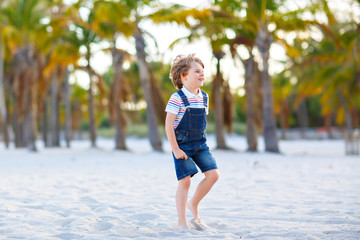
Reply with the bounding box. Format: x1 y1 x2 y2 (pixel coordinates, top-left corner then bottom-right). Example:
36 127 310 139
296 100 308 138
324 113 334 139
84 45 97 148
244 54 258 152
111 49 127 150
25 97 37 152
22 66 37 151
88 70 96 148
134 24 162 151
351 109 358 129
13 92 23 147
43 99 49 147
64 68 71 148
254 72 263 131
212 52 228 149
73 99 82 139
0 31 9 148
4 94 12 144
256 25 279 153
223 82 233 133
87 67 96 148
339 90 356 155
148 65 166 124
13 73 26 148
50 70 60 147
280 100 289 140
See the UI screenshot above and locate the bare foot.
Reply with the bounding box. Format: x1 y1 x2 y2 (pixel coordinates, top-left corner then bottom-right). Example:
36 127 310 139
187 200 200 220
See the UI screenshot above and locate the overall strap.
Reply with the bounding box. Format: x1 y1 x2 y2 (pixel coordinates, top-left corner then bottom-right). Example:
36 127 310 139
201 90 208 107
177 90 190 107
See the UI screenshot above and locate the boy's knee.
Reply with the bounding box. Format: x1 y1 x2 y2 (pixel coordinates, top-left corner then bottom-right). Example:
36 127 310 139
212 171 220 183
206 170 219 183
179 176 191 189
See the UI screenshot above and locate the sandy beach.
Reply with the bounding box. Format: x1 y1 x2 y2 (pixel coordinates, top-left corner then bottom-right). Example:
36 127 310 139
0 135 359 239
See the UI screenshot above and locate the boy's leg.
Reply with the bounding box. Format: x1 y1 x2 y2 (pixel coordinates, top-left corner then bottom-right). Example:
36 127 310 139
188 169 219 220
176 176 191 229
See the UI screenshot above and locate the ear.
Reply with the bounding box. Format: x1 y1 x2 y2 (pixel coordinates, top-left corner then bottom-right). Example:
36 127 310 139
180 73 187 81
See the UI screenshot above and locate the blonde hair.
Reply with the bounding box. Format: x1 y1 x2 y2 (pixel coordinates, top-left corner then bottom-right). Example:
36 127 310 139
169 54 204 89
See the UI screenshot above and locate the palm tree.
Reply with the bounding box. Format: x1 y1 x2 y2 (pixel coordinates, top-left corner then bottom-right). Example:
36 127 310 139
292 0 360 154
70 82 88 139
50 67 60 146
254 0 280 152
64 68 71 147
89 0 164 151
0 25 9 148
209 1 263 151
0 2 7 147
220 0 325 152
112 50 129 150
130 0 163 151
243 49 261 151
1 0 53 151
38 2 82 148
134 26 162 151
230 36 261 152
69 1 104 148
92 0 133 150
212 51 229 149
0 1 9 149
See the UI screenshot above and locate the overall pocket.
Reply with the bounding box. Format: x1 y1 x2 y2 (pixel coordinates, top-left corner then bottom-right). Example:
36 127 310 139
189 113 206 131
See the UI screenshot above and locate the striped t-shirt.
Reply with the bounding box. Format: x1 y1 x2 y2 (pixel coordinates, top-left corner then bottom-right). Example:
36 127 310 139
165 87 209 129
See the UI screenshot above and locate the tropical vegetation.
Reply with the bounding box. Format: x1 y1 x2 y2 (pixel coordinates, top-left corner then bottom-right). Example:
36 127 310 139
0 0 358 154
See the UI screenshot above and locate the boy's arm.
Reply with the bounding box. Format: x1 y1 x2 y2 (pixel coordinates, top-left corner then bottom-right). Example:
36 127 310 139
165 112 188 160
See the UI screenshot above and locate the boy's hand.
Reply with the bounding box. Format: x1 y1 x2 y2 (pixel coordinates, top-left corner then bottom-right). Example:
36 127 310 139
174 149 188 160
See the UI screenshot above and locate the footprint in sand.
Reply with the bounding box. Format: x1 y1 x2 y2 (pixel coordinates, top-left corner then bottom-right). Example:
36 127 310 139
54 233 83 239
91 221 113 231
126 213 159 221
53 218 76 227
207 221 229 230
158 231 183 237
80 196 98 203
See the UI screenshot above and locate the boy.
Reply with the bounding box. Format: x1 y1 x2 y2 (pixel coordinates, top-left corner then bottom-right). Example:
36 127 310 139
165 54 219 230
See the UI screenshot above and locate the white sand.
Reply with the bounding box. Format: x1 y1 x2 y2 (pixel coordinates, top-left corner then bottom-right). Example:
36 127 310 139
0 135 359 239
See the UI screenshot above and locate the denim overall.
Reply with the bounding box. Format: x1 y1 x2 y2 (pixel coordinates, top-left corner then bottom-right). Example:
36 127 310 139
173 90 218 180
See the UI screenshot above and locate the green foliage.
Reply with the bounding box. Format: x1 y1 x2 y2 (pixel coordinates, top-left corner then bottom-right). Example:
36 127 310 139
97 124 164 138
99 117 111 128
97 121 247 138
1 0 359 149
80 120 90 131
233 94 246 123
307 96 324 127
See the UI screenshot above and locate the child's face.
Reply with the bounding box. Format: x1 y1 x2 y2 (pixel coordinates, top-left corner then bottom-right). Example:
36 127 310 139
181 61 204 91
